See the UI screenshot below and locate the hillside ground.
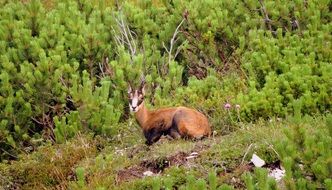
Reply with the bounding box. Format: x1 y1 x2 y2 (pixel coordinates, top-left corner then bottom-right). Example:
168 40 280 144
1 115 326 189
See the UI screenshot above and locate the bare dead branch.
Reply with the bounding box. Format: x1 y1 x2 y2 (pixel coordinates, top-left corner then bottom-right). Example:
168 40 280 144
98 61 105 78
126 24 137 55
265 141 281 158
258 0 273 32
162 42 170 54
112 14 137 63
163 18 186 64
31 116 44 125
98 57 114 79
59 76 68 89
174 41 187 59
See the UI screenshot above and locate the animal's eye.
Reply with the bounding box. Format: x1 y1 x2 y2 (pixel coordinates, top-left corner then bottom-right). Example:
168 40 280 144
138 99 143 105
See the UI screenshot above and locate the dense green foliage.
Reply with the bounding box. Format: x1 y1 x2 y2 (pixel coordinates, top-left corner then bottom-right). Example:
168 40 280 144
0 0 331 189
275 108 332 189
244 168 278 190
243 115 332 190
1 0 331 159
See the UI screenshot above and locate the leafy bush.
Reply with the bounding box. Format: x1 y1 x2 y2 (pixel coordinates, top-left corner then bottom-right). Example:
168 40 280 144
244 168 278 190
243 113 332 190
114 168 235 190
237 27 331 119
0 0 119 160
275 112 332 189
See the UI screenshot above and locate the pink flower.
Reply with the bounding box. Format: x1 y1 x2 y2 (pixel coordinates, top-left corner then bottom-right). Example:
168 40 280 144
224 103 231 110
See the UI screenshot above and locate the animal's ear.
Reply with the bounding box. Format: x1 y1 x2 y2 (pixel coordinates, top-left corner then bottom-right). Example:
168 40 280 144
127 83 132 94
139 75 146 95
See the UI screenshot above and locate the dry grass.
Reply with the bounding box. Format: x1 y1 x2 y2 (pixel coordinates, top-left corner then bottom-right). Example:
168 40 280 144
0 134 99 190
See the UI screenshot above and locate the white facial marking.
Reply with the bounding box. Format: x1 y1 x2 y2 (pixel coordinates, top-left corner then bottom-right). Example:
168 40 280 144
132 91 138 107
130 90 142 112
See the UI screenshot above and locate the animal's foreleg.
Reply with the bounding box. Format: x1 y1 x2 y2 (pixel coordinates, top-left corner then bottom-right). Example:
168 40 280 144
169 128 181 139
144 129 163 145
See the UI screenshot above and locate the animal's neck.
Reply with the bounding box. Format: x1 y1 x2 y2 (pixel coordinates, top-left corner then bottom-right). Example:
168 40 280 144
134 102 150 128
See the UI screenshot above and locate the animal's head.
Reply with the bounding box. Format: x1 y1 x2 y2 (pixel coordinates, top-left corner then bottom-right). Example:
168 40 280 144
128 78 145 113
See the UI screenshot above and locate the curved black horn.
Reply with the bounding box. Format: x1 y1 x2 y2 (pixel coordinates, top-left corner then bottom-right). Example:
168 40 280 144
127 82 133 93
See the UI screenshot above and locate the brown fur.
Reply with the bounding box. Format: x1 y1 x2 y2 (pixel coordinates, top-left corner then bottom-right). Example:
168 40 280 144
128 81 211 145
134 103 211 145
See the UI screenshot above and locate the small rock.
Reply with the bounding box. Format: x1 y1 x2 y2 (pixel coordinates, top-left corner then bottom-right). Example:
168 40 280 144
298 164 304 170
143 171 154 176
251 154 265 167
115 148 125 156
231 177 236 182
268 168 285 181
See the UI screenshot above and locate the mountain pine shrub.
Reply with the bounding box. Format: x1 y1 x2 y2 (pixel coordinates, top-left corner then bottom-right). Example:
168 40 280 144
244 168 278 190
244 112 332 189
0 0 120 159
235 0 331 120
275 110 332 189
0 0 331 160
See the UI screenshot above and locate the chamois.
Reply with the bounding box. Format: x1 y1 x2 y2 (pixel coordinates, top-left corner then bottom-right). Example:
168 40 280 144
128 79 211 145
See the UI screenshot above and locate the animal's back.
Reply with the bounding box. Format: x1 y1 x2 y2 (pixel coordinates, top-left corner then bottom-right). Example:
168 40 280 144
173 107 211 138
143 106 210 141
144 107 178 130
